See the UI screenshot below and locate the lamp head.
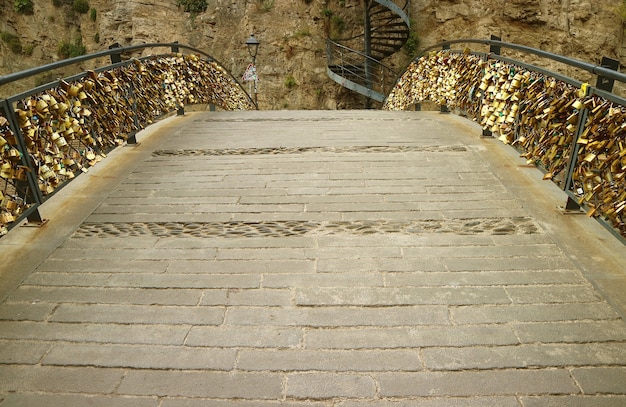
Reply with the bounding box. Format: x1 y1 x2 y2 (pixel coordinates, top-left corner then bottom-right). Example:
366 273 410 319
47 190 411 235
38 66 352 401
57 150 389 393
245 33 260 58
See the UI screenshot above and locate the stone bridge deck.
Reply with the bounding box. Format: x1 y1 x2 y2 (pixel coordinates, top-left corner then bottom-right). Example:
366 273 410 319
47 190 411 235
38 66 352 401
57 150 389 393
1 110 625 406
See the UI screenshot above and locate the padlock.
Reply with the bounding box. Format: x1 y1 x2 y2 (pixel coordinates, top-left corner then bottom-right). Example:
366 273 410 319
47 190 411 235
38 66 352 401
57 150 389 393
0 211 15 224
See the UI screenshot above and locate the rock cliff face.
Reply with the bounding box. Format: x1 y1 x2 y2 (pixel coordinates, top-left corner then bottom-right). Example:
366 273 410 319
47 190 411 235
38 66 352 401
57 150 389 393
414 0 623 86
0 0 624 108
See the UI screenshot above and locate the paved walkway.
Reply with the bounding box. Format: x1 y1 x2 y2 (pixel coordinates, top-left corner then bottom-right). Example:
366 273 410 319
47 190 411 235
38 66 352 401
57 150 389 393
1 110 626 406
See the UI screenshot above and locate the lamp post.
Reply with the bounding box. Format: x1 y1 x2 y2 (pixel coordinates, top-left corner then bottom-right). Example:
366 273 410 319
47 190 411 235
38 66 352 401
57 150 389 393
245 33 260 108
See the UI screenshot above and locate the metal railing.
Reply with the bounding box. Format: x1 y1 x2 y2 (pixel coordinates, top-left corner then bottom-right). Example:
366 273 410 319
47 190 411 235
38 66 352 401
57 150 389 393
326 39 398 102
384 38 626 243
326 0 409 102
0 43 255 237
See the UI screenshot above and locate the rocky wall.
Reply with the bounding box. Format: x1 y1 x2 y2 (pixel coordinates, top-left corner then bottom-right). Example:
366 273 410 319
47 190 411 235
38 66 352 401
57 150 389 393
1 0 625 108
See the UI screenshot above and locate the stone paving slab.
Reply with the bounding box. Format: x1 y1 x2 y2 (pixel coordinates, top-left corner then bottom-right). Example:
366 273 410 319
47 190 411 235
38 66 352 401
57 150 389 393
1 110 626 405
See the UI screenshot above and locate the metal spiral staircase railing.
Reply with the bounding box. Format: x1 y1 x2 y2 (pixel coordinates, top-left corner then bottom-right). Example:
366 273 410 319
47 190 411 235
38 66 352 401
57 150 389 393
326 0 410 103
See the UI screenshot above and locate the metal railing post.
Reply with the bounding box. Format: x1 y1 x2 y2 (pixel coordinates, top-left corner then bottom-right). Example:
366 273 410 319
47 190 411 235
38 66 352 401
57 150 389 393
439 42 451 113
364 1 373 108
562 108 589 211
126 80 139 145
489 35 502 55
340 48 345 77
109 43 122 64
595 56 619 92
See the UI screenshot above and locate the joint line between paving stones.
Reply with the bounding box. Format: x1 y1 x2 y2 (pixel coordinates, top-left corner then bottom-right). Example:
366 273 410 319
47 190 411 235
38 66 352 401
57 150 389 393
233 349 242 371
195 291 205 307
36 342 55 366
569 367 585 394
112 369 128 395
417 348 426 370
447 306 456 326
181 325 194 347
371 373 381 398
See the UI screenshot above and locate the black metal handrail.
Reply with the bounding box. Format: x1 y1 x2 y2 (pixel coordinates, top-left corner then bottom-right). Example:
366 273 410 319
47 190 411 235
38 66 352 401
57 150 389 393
0 43 255 237
326 39 398 101
385 38 626 243
1 43 253 102
419 39 626 85
0 43 213 85
377 0 410 27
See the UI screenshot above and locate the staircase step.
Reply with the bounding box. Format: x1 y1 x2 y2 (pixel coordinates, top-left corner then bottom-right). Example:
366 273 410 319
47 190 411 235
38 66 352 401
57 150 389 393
370 15 400 22
371 20 406 27
371 43 403 48
370 38 405 44
371 30 409 36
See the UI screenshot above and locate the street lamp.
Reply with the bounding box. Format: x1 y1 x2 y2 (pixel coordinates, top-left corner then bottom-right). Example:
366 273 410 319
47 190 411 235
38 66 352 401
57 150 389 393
244 33 260 108
245 33 260 61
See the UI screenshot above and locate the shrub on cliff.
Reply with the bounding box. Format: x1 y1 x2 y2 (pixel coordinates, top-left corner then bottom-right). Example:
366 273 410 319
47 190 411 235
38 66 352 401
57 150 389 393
14 0 34 14
73 0 90 14
176 0 207 14
1 32 23 54
58 37 86 59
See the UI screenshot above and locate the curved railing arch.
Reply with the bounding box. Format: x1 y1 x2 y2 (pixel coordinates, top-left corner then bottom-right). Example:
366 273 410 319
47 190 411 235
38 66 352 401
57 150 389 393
0 43 255 236
385 38 626 243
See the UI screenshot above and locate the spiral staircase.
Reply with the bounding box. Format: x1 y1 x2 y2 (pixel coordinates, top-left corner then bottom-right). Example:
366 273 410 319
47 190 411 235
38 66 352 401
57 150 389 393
326 0 410 104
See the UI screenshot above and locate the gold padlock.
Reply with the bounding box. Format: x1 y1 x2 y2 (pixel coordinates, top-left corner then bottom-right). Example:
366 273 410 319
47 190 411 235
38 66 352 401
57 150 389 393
1 211 15 224
8 148 21 160
6 199 17 211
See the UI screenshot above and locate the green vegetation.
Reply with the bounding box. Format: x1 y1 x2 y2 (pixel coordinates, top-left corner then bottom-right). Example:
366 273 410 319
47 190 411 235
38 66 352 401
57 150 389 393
331 15 344 31
620 0 626 20
23 43 35 56
176 0 207 13
14 0 34 14
404 30 420 58
293 27 311 38
329 14 345 38
260 0 274 12
90 7 97 21
1 32 22 54
94 33 100 43
58 37 86 59
322 6 345 40
284 75 297 89
73 0 90 13
53 0 74 6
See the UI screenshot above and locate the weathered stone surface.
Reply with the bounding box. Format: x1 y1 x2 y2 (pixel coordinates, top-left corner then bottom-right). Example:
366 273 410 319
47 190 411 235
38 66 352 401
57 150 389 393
1 110 626 405
1 0 624 106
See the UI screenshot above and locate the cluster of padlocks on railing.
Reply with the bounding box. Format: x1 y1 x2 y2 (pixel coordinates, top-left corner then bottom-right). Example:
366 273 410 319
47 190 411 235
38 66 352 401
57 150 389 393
1 53 255 236
0 117 25 227
384 50 626 239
